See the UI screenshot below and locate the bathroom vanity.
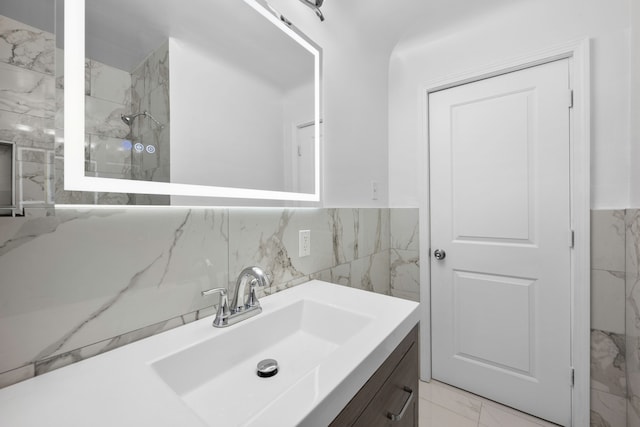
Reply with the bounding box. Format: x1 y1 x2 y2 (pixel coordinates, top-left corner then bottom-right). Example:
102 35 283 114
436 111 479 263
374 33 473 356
331 325 419 426
0 281 419 426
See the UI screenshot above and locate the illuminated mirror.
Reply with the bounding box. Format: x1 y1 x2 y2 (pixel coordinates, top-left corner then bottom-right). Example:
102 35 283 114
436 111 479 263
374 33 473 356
59 0 321 204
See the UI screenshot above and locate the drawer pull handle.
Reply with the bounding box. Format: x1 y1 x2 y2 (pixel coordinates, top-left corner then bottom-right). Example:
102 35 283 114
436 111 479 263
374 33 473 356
387 386 414 422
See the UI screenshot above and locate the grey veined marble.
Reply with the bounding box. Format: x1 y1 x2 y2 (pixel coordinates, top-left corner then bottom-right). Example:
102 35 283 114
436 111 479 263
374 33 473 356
390 208 419 251
627 209 640 425
0 207 415 389
390 208 419 302
591 210 626 272
591 389 627 427
0 15 54 75
0 208 229 374
0 62 55 119
591 329 626 398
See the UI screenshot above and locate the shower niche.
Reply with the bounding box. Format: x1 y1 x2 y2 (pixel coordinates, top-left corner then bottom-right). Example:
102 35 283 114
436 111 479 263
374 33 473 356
57 0 321 205
0 141 16 215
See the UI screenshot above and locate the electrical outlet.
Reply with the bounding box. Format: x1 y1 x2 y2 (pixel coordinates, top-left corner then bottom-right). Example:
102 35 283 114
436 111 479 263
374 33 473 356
299 230 311 257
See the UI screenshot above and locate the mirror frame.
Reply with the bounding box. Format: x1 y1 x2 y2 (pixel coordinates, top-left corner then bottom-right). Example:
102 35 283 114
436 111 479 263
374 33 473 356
63 0 321 202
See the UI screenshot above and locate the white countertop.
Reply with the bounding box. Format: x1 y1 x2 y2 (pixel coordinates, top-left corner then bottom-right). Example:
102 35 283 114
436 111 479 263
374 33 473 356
0 280 419 426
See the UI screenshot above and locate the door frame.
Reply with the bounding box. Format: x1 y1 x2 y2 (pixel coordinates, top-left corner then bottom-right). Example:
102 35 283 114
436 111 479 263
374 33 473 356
418 38 590 426
292 120 316 193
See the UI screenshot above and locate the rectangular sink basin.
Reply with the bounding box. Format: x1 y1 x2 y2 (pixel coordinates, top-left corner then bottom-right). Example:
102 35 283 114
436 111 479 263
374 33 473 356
0 280 419 427
151 298 373 426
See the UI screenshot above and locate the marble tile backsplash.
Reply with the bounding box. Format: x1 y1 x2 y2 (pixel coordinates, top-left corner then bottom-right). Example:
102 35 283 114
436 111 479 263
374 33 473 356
0 207 419 389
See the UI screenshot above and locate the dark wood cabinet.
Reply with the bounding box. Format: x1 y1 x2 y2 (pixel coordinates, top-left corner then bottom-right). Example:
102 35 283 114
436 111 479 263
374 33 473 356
330 325 419 427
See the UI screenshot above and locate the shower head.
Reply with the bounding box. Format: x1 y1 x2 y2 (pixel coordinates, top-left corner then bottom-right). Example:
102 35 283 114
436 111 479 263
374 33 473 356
121 113 135 127
298 0 325 22
120 111 163 129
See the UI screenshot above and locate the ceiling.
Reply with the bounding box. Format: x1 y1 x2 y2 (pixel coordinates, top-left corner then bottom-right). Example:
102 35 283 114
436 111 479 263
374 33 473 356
317 0 523 54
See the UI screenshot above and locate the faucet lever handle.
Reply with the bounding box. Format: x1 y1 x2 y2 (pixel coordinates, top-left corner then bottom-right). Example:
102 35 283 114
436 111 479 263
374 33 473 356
202 287 224 296
248 279 261 308
202 288 231 326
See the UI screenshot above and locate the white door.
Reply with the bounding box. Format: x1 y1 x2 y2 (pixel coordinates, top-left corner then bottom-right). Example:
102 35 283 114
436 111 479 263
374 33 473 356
295 123 315 194
429 59 572 426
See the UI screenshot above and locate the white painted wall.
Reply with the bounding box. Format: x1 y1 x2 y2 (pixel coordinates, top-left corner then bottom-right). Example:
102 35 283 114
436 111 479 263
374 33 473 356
169 37 285 194
389 0 631 209
250 0 390 207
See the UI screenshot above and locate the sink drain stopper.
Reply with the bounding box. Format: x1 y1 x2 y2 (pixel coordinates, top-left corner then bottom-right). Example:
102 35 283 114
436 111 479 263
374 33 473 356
257 359 278 378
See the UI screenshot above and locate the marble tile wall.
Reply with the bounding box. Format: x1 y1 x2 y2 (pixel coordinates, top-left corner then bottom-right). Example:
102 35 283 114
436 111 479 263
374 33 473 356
0 13 140 207
0 15 55 211
0 207 420 389
54 48 134 205
390 208 420 302
130 41 170 192
590 210 633 427
627 210 640 426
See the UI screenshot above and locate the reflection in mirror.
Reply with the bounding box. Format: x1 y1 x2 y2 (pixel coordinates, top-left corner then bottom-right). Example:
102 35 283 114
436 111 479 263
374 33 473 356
59 0 321 205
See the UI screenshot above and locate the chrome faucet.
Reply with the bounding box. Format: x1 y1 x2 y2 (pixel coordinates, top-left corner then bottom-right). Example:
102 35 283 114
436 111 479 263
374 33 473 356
201 266 270 328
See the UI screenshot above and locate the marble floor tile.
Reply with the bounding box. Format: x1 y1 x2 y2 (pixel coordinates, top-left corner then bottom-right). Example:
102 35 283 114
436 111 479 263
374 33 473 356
419 398 477 427
419 380 482 421
419 381 560 427
479 402 557 427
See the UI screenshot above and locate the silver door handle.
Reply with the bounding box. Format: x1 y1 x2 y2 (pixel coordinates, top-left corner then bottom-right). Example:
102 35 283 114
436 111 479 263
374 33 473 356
433 249 446 260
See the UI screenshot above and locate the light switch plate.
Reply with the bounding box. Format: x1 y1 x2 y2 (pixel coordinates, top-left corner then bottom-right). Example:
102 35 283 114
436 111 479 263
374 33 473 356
371 181 379 200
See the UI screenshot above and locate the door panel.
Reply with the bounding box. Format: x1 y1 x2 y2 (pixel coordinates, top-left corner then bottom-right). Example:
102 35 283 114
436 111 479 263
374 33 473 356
454 271 536 375
452 90 534 243
430 59 571 426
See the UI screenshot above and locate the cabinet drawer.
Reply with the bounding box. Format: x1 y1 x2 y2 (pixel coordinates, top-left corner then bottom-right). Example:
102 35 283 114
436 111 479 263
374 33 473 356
353 340 418 427
330 325 419 427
